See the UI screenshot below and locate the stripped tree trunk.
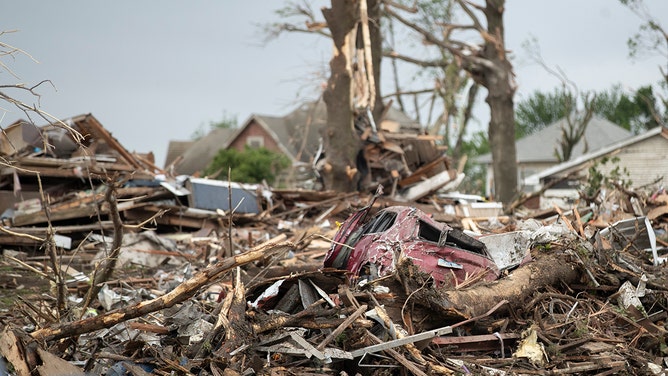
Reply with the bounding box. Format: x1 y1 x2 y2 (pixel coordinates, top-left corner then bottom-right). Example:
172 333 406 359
322 0 359 192
409 253 581 319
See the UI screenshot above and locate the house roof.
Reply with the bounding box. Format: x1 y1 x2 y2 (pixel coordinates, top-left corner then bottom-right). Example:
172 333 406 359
476 115 633 164
171 99 424 174
164 140 195 168
248 114 305 163
230 99 423 165
172 127 236 175
523 125 666 185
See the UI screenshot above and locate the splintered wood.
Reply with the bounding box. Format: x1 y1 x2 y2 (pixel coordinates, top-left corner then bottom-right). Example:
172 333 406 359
2 119 668 374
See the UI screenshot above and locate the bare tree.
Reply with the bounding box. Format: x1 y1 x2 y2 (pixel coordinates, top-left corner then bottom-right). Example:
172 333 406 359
378 1 481 162
0 31 83 148
620 0 668 122
522 38 597 163
267 1 482 187
387 0 518 205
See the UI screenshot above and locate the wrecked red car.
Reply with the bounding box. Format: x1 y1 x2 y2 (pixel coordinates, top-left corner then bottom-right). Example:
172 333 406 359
324 205 501 287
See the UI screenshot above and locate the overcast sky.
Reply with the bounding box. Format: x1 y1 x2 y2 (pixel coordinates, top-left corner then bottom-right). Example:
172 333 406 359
2 1 667 168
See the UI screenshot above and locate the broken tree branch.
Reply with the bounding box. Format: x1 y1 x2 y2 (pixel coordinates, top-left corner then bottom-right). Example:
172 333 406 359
317 304 367 351
30 240 294 342
81 181 124 313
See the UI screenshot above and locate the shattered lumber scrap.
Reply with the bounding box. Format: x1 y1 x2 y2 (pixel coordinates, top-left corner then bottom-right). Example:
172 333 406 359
30 237 293 342
3 151 668 374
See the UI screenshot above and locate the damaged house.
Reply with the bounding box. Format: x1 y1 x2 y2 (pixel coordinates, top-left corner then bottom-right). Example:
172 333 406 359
0 114 159 225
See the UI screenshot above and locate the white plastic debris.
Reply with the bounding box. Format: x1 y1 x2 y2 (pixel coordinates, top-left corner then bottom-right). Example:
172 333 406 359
617 274 650 315
513 326 547 366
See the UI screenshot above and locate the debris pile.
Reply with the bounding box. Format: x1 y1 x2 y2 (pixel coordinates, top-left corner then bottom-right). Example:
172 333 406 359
1 117 668 375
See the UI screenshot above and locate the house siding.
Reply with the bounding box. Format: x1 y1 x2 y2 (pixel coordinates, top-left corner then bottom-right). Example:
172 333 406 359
595 135 668 189
228 120 282 155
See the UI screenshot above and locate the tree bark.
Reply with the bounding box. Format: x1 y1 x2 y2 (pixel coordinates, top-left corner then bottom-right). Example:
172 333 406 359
322 1 360 192
411 252 581 319
322 0 383 192
479 0 518 206
367 0 385 120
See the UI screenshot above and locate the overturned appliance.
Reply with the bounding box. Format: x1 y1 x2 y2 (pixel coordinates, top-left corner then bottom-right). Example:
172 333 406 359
324 204 501 287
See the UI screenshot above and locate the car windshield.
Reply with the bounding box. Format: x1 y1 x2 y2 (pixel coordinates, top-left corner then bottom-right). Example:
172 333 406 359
345 211 397 248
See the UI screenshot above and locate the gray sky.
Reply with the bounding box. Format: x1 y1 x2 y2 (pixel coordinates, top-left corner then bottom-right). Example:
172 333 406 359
2 1 667 168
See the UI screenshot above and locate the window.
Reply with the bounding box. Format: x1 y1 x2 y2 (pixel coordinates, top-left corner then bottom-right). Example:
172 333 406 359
418 220 441 243
345 211 397 249
246 136 264 148
366 211 397 234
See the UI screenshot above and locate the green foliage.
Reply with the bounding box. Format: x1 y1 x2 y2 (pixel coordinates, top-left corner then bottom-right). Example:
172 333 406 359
204 146 291 185
591 84 660 133
515 88 573 138
620 0 667 60
582 156 632 199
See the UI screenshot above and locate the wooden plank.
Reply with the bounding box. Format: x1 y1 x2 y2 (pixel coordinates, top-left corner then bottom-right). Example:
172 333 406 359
124 208 216 229
3 164 153 180
398 154 449 188
12 205 107 226
384 133 443 141
82 114 143 169
0 327 32 376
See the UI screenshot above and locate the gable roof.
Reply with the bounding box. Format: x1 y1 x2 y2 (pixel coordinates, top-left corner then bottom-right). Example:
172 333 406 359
244 114 305 163
476 115 633 164
523 125 667 185
172 127 236 175
164 140 195 167
170 99 424 174
229 99 423 164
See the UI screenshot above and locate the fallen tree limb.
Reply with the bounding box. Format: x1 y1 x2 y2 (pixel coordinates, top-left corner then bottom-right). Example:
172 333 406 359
30 240 294 343
410 252 581 319
82 182 124 314
252 304 361 334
